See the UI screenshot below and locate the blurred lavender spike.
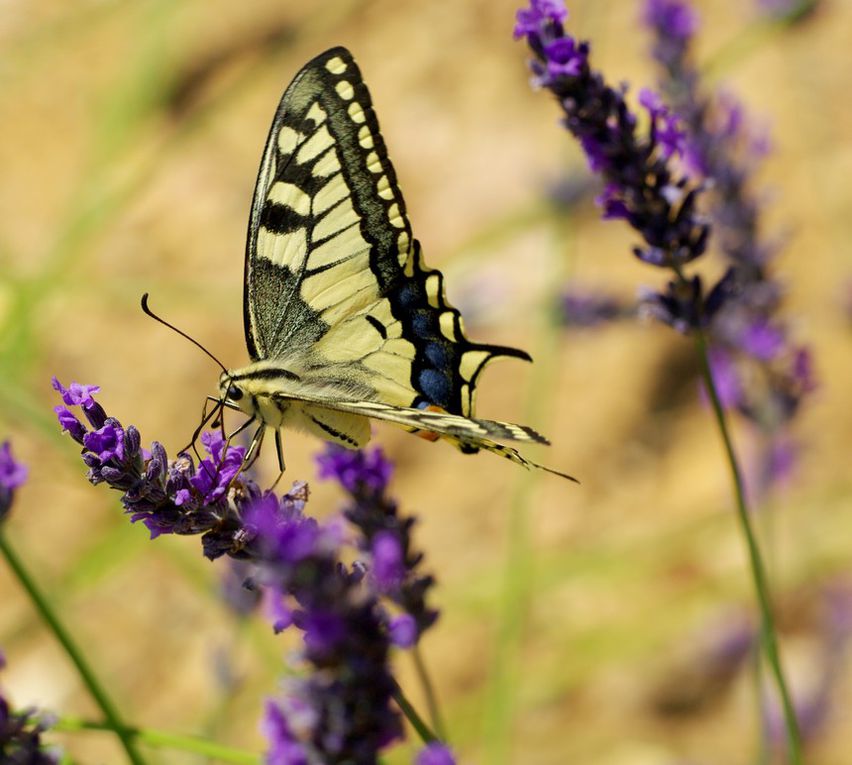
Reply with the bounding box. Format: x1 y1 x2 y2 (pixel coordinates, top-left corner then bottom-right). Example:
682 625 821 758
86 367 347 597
644 0 815 498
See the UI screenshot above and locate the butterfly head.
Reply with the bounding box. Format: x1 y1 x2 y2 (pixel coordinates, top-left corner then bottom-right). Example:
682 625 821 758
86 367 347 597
218 371 249 411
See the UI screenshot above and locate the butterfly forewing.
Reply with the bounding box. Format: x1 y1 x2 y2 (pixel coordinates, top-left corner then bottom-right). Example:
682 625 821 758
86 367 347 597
245 47 411 361
243 47 530 420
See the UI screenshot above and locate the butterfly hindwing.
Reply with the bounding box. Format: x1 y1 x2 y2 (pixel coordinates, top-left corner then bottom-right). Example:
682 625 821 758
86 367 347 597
285 393 577 482
244 47 530 421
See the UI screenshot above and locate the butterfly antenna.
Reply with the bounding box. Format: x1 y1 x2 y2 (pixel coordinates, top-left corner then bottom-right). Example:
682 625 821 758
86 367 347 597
140 293 228 375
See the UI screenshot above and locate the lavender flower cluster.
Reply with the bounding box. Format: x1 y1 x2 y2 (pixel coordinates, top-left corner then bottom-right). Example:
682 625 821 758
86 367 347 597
53 379 450 764
516 0 814 494
316 446 439 645
515 0 729 335
644 0 815 492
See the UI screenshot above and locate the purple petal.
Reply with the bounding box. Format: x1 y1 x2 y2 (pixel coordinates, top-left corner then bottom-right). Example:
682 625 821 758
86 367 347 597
316 445 393 493
54 406 87 443
51 377 101 409
261 700 308 765
372 531 405 592
707 349 742 409
262 585 294 634
740 320 785 361
83 423 125 462
389 614 418 649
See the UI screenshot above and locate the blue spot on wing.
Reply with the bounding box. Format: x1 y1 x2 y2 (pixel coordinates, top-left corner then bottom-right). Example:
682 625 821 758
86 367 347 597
418 369 451 407
425 342 449 367
398 283 419 308
411 312 434 338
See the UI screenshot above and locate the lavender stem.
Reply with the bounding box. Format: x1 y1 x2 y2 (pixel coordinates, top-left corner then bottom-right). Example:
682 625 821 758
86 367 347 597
392 682 438 744
694 329 803 763
413 645 447 740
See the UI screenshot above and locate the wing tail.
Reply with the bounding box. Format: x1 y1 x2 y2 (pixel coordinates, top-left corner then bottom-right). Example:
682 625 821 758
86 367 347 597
459 438 579 483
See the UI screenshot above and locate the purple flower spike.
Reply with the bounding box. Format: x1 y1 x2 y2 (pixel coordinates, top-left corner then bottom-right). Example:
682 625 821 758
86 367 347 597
299 611 347 655
317 444 439 642
516 0 709 288
642 0 815 496
415 742 457 765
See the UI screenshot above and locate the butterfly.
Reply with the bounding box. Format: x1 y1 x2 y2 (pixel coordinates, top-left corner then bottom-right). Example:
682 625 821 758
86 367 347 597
216 46 575 482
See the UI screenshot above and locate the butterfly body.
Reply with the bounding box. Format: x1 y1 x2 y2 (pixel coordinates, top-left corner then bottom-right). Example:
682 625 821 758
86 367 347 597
221 46 576 481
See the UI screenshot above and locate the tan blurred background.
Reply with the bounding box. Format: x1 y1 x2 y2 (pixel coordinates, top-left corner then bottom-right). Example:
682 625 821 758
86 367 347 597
1 0 851 762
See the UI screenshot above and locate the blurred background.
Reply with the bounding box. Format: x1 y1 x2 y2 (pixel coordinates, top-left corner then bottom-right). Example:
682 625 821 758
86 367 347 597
1 0 850 762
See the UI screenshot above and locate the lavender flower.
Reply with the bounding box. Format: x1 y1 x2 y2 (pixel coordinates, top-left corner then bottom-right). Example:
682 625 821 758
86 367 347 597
415 741 457 765
316 445 439 643
53 378 256 555
515 0 717 335
55 383 413 763
0 441 27 523
0 652 58 764
644 0 815 496
248 493 403 763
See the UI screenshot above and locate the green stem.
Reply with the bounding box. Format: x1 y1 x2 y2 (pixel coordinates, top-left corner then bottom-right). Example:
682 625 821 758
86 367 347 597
412 645 446 740
52 716 259 764
693 330 803 764
0 532 147 765
392 683 437 744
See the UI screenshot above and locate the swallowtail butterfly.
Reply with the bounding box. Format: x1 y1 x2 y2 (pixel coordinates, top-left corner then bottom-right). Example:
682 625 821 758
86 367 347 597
218 47 575 481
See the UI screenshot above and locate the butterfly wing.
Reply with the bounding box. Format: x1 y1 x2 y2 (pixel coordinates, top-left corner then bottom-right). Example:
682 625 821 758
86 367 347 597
244 46 529 419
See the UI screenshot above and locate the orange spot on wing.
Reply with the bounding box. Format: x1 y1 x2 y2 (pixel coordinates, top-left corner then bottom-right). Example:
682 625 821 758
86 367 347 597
415 404 445 442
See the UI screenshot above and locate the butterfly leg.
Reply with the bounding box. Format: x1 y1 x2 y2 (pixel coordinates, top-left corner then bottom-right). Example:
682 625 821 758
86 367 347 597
269 429 287 490
242 423 266 472
226 415 256 444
